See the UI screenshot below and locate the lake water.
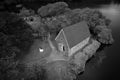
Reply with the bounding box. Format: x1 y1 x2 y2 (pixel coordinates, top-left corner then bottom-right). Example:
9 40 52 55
77 3 120 80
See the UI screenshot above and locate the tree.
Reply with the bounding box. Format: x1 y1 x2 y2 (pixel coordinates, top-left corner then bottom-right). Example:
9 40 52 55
37 2 69 17
19 7 35 17
97 29 114 44
0 12 35 80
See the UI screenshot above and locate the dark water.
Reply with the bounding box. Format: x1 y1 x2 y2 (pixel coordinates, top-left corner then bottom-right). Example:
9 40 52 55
78 22 120 80
77 4 120 80
23 2 120 80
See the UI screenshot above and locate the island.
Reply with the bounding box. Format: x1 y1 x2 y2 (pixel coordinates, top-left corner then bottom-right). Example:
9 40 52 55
0 2 114 80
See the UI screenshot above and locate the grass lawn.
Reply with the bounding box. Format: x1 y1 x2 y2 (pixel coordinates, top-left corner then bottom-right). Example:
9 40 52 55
22 39 52 67
22 37 68 67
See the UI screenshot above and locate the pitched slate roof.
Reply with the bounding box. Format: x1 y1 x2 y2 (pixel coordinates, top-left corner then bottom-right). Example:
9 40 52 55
63 21 90 48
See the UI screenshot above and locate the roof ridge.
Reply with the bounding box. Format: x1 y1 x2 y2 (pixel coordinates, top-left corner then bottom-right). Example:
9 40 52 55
55 29 63 40
62 21 90 48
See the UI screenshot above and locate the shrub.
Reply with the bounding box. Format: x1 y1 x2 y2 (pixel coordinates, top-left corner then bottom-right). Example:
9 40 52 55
37 2 68 17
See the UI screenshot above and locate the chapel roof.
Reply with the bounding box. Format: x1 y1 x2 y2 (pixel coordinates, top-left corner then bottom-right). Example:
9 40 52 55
62 21 90 48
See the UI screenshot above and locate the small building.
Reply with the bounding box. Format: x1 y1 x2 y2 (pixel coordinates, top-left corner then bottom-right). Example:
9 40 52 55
55 21 91 57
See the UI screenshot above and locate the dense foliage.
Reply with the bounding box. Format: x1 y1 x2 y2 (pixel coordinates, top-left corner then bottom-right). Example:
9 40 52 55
42 7 114 44
0 12 34 58
0 12 45 80
37 2 69 17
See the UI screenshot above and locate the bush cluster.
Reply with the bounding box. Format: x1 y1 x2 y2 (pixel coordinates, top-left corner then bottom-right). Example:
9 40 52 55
0 12 36 80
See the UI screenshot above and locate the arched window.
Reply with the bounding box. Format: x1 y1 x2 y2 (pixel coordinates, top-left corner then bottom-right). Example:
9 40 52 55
58 43 65 52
